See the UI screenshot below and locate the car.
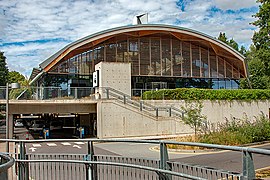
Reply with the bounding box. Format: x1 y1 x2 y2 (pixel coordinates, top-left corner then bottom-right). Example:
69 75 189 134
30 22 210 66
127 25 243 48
14 119 24 127
29 120 44 131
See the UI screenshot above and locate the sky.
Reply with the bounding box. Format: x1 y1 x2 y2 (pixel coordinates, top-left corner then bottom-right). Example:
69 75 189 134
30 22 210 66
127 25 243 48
0 0 259 77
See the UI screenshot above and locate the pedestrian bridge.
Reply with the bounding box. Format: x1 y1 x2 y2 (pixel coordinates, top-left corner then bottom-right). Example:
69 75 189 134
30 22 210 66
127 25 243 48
1 139 270 180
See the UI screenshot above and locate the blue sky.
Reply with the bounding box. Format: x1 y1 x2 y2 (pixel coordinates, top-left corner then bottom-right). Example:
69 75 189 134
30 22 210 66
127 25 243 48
0 0 259 77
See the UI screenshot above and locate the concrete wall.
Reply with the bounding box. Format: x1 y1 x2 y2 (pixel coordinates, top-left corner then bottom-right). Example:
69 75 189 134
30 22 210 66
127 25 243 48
95 62 131 96
149 100 270 123
97 99 270 138
97 100 192 138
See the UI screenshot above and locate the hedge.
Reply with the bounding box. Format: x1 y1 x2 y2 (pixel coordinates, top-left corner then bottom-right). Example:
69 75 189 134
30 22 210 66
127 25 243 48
142 88 270 100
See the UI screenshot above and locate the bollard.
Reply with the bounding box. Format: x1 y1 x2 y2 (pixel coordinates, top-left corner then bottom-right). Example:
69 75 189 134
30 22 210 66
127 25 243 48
26 132 29 140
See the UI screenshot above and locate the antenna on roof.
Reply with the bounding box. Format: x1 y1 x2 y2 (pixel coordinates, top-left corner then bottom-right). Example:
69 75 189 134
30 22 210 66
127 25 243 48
132 13 148 25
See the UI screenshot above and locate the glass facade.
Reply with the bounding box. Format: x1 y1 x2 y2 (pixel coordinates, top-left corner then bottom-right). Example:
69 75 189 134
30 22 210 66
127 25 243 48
46 33 242 90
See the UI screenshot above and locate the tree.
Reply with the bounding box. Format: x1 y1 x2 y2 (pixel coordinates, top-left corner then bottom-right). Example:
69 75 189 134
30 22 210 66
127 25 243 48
241 0 270 89
0 51 9 86
8 71 26 84
180 101 207 139
240 45 270 89
252 0 270 75
217 32 246 56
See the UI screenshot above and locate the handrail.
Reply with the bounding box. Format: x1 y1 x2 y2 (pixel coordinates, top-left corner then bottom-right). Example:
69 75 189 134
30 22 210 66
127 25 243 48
103 87 185 118
0 153 15 173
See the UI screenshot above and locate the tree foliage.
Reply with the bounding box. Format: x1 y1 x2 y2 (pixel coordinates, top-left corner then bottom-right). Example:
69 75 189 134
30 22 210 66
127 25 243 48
0 51 9 86
8 71 26 84
180 102 207 138
218 32 246 56
241 0 270 89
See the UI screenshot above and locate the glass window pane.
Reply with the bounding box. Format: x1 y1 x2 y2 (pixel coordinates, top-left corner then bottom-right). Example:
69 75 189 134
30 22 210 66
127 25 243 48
129 39 139 75
210 50 217 77
191 44 200 77
162 38 171 76
182 42 191 77
116 41 127 62
151 38 160 75
106 43 115 62
218 57 225 78
140 38 150 75
201 48 209 78
172 39 182 76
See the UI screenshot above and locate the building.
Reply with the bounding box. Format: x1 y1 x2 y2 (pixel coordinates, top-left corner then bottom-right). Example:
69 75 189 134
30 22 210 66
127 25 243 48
31 24 247 93
23 24 254 138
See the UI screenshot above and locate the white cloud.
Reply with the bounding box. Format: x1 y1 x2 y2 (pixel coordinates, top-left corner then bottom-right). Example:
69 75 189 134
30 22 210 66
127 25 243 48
213 0 257 10
0 0 259 76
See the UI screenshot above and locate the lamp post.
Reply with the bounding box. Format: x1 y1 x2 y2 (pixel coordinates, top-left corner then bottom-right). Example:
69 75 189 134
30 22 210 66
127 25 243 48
6 82 20 152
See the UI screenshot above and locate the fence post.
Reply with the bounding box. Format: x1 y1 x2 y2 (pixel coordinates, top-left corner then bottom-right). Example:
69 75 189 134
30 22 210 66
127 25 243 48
19 141 29 180
242 150 255 179
86 141 97 180
75 88 78 99
58 88 61 98
159 142 172 180
106 88 109 99
140 101 143 111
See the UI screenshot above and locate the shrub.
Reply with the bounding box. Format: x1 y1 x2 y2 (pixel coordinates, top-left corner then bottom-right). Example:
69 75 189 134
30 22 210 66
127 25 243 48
199 114 270 145
142 88 270 101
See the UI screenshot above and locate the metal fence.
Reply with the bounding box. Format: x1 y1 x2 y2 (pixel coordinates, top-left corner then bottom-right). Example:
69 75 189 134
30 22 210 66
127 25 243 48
1 139 269 180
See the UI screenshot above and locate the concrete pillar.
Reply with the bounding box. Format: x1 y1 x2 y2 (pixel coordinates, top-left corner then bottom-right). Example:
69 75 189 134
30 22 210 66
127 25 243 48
8 114 13 139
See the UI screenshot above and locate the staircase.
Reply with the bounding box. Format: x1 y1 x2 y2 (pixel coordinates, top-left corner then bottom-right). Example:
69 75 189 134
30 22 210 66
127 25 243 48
100 87 184 119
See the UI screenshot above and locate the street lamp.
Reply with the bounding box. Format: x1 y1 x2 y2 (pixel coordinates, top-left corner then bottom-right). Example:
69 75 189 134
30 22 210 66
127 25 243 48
6 82 20 152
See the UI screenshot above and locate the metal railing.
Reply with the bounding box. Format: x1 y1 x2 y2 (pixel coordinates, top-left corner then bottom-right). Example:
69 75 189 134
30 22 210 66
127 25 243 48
0 87 96 100
102 87 184 118
1 138 270 180
0 153 15 180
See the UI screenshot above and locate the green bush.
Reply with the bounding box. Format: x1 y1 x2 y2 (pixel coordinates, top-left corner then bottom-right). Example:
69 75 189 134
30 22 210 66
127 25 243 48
199 114 270 145
142 88 270 101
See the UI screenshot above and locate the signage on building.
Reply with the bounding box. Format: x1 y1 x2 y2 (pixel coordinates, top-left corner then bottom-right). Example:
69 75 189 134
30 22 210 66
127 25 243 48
93 70 99 87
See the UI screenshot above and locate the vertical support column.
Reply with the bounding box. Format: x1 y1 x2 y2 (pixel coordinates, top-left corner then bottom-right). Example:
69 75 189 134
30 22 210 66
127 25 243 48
159 142 172 180
242 150 255 179
18 141 29 180
6 83 9 153
86 141 97 180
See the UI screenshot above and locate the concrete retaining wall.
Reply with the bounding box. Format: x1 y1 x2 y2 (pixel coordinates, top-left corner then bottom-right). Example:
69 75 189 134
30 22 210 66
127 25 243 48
97 100 192 138
149 100 270 124
97 99 270 138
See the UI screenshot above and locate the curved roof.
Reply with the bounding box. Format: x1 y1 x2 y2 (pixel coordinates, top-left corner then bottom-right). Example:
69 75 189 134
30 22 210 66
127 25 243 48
39 24 247 77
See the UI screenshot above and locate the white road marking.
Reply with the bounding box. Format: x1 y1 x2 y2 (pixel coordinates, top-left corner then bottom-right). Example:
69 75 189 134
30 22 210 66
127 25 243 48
47 143 57 147
32 144 42 147
29 147 36 152
74 142 85 145
73 145 82 149
61 142 71 146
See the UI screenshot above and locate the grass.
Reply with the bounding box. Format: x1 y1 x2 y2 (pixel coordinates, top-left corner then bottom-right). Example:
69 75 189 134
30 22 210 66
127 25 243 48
167 114 270 149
